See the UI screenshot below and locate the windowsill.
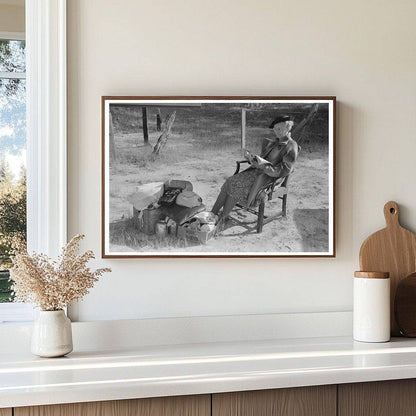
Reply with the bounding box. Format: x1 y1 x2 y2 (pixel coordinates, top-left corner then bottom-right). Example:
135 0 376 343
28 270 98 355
0 302 35 324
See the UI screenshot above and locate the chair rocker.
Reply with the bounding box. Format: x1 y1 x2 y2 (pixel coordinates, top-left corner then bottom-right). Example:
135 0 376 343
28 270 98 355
231 160 292 233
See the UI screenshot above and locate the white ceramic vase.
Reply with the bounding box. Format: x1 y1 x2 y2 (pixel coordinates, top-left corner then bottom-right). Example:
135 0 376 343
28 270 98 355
31 310 73 357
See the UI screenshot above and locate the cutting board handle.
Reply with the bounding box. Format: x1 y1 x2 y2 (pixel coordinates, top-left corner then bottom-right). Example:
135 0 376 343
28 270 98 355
384 201 400 228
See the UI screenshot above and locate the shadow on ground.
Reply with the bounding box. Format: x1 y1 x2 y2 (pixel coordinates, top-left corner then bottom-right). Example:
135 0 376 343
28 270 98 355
293 208 329 252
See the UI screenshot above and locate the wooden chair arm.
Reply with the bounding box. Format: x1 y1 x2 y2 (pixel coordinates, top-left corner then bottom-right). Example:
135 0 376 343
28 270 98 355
235 160 249 174
260 176 288 201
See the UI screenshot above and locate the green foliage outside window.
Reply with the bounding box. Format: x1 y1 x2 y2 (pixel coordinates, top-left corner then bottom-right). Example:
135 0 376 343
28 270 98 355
0 160 26 302
0 38 27 303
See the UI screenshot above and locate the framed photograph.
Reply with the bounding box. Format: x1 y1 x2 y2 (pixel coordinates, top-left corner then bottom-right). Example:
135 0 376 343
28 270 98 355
102 96 336 258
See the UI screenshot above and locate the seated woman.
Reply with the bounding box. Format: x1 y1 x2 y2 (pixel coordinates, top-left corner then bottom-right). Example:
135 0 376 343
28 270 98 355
212 105 318 225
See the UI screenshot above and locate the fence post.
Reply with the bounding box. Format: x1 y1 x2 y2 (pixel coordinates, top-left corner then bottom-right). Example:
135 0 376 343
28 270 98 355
156 108 162 131
142 107 149 144
241 108 247 152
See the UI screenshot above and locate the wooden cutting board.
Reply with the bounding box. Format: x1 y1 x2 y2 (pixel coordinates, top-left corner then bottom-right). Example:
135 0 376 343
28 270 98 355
359 201 416 336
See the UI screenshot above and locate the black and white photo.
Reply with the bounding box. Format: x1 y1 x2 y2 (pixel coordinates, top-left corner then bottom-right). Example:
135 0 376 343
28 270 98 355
102 97 335 257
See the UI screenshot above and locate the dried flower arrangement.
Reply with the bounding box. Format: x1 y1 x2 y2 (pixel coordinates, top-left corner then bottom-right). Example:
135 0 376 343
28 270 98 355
10 234 111 311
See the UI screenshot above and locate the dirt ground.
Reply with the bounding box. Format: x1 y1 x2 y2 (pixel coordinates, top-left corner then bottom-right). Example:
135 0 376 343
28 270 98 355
108 104 330 254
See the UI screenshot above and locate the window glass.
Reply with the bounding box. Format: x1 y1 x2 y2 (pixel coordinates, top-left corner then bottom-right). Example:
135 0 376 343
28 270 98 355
0 39 26 303
0 39 26 73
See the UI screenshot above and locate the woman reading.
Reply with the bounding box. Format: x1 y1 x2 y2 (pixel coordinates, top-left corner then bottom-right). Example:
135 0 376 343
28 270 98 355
211 105 318 227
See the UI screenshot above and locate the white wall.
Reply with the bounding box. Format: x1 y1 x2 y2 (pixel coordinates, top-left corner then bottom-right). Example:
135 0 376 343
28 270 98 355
67 0 416 321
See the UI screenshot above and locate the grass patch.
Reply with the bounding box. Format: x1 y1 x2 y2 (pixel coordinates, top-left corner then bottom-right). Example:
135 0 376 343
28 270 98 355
110 219 202 250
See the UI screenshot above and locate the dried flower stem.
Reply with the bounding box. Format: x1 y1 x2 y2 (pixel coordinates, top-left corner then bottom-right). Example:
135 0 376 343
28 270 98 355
10 234 111 310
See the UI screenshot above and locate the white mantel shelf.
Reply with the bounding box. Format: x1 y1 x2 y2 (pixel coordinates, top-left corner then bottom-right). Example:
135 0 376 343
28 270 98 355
2 336 416 409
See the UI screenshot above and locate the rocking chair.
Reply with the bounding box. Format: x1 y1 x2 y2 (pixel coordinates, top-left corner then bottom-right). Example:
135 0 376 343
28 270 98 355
232 160 292 233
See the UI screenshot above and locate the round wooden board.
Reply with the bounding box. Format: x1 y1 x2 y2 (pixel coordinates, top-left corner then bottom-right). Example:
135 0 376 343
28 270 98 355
395 273 416 337
359 201 416 336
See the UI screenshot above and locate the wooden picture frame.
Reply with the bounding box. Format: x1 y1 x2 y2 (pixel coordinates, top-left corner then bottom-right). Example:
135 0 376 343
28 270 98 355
102 96 336 258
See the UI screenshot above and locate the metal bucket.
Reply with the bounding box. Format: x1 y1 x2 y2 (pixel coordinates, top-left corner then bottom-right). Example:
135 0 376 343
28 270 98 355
155 220 168 238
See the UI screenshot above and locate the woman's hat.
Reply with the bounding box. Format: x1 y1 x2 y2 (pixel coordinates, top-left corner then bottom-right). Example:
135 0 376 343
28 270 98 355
269 115 292 129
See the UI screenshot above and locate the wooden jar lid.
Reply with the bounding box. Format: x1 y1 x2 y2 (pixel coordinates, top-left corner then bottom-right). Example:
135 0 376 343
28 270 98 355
354 271 390 279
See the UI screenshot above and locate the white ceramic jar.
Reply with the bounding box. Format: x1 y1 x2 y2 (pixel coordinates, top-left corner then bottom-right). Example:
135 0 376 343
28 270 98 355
31 310 73 357
353 271 390 343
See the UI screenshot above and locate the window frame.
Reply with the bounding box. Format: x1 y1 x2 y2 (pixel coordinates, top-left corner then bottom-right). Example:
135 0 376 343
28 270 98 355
0 31 24 41
26 0 67 257
0 0 67 323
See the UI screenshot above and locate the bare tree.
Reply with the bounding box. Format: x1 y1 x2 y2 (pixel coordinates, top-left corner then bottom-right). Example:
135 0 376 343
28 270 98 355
152 111 176 155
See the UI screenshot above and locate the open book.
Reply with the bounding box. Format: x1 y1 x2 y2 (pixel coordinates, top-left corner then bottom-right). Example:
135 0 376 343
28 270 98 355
244 150 272 168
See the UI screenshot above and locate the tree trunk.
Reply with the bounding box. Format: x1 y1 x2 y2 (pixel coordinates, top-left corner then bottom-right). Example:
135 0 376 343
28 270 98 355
292 103 319 144
109 112 117 162
152 111 176 155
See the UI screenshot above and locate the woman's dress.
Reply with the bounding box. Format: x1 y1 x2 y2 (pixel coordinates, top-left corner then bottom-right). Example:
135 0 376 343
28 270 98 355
221 169 260 206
